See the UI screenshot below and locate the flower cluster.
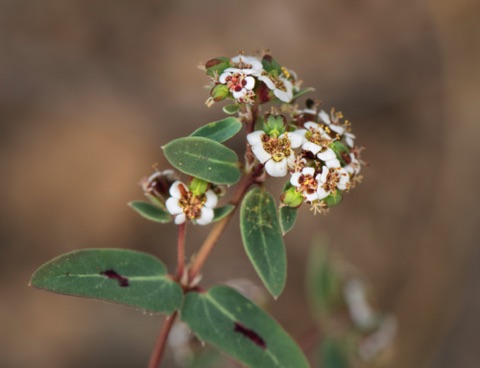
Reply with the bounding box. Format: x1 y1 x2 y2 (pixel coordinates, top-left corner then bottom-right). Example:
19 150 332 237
204 53 300 105
248 102 364 213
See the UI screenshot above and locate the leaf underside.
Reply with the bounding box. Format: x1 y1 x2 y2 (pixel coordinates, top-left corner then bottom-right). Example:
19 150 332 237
128 201 172 223
279 205 297 235
30 248 183 314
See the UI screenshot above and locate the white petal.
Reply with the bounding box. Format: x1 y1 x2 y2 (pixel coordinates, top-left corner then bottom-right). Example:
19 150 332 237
251 143 271 164
244 76 255 90
302 141 322 155
174 213 186 225
166 197 183 215
247 130 264 145
284 131 303 148
320 166 329 182
305 191 319 202
290 172 301 187
330 124 345 135
317 148 336 161
303 167 315 176
265 159 288 177
319 110 331 125
345 133 356 148
169 181 186 198
274 88 292 103
232 89 246 99
223 67 242 74
301 108 317 115
294 128 307 138
196 207 214 225
304 121 320 131
326 158 341 168
258 75 275 90
317 187 330 200
219 71 231 84
204 190 218 208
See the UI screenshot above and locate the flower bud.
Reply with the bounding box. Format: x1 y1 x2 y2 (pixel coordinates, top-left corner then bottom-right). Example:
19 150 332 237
205 57 231 78
261 54 282 75
330 141 350 166
189 177 209 196
211 84 229 102
263 114 286 137
280 186 304 208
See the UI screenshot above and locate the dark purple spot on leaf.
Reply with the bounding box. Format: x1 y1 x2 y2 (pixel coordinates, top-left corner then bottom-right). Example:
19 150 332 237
100 269 129 287
234 322 266 349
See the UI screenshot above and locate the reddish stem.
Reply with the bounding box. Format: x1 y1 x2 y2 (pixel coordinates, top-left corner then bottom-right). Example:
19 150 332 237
176 223 186 280
148 311 178 368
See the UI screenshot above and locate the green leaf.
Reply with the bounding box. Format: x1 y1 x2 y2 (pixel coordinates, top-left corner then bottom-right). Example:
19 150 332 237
223 104 241 115
279 206 297 235
128 201 172 223
163 137 241 185
190 117 242 143
181 286 309 368
307 243 342 317
319 337 351 368
262 54 283 74
293 87 315 100
213 204 235 222
30 249 183 314
240 187 286 298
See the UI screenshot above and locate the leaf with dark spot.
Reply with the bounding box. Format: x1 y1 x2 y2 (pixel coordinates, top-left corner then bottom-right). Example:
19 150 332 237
234 322 266 349
181 285 309 368
100 269 129 287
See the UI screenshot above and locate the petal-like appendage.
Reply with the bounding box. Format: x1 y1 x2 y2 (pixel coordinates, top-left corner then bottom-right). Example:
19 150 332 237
265 159 288 177
247 130 264 145
290 172 301 187
174 213 186 225
244 76 255 90
285 131 304 148
303 167 316 176
204 190 218 209
258 75 276 90
166 197 183 215
317 148 336 161
319 110 331 125
169 181 185 199
317 187 330 200
325 158 341 168
305 191 320 202
251 143 271 164
303 141 322 155
196 207 214 225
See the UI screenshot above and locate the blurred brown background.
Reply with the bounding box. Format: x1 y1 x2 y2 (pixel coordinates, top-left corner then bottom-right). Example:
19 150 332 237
1 0 479 367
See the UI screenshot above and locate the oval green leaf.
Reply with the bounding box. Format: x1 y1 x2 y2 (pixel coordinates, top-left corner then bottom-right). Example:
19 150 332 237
30 249 183 314
163 137 241 185
279 205 297 235
128 201 172 223
222 104 241 115
190 117 242 143
181 286 309 368
213 204 235 222
292 87 315 100
240 187 286 298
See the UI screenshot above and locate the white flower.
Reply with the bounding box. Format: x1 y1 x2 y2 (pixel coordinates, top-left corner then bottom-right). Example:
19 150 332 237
317 166 350 199
219 68 255 100
230 55 263 76
344 131 356 148
318 110 346 136
296 122 341 168
258 75 293 102
165 181 218 225
247 130 303 177
290 167 321 201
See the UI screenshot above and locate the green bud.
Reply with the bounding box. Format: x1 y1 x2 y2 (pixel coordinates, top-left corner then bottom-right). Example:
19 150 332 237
211 84 229 102
189 178 209 196
263 114 286 137
281 187 304 208
323 190 342 208
205 57 231 77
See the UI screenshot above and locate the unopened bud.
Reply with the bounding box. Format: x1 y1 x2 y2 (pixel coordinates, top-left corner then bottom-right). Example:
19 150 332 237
264 114 286 137
324 190 342 208
280 187 303 208
211 84 229 102
141 169 177 205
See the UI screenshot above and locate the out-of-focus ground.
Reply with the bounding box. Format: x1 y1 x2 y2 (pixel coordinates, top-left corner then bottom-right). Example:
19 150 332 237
1 0 479 367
